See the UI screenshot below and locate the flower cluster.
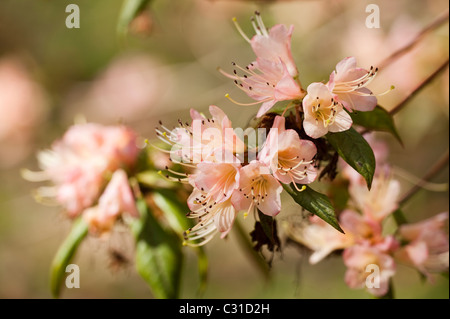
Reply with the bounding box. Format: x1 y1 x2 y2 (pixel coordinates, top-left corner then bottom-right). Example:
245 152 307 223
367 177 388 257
23 123 141 235
285 137 449 296
221 12 391 138
157 106 318 246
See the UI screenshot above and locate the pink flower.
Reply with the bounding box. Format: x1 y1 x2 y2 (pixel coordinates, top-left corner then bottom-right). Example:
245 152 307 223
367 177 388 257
231 161 283 217
285 215 353 264
327 57 378 112
24 123 140 217
220 12 304 117
83 170 139 235
340 209 399 252
396 212 449 276
156 105 245 163
0 57 47 168
259 116 317 187
192 156 241 204
221 59 303 118
349 168 400 223
184 188 238 246
343 244 396 297
302 82 353 138
233 11 298 77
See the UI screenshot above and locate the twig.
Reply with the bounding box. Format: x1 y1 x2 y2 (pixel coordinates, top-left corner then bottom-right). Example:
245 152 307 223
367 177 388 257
361 59 449 136
390 59 449 116
399 150 449 206
378 10 449 70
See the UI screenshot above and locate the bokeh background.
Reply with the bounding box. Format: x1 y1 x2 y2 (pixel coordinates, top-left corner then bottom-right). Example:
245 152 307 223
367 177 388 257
0 0 448 298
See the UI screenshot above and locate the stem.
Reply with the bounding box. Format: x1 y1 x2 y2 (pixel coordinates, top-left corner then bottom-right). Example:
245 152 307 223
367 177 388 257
361 59 449 136
399 150 449 206
378 10 449 70
390 59 449 116
233 217 271 281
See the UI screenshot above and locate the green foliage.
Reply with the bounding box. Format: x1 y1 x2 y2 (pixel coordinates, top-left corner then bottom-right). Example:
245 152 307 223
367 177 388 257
283 184 343 233
50 217 88 298
327 127 376 189
131 199 183 299
350 105 403 144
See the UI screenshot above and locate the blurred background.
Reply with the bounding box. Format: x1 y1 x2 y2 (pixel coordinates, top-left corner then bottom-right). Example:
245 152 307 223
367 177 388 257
0 0 448 298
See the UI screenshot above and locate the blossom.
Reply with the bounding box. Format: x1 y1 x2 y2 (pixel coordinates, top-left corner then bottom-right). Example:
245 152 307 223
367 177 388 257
259 115 317 187
192 155 241 204
221 59 303 118
349 168 400 223
184 188 238 246
327 57 378 112
284 215 353 264
396 212 449 276
233 11 298 77
302 82 353 138
343 244 396 297
0 56 47 168
232 161 283 217
220 12 304 117
83 170 139 235
156 105 245 164
23 123 140 217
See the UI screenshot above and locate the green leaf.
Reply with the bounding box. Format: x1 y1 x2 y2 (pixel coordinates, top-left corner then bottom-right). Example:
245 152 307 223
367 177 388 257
392 208 408 226
152 189 190 234
117 0 152 38
137 171 177 190
50 217 88 298
349 105 403 145
327 127 376 189
152 190 208 295
283 184 344 233
131 199 183 299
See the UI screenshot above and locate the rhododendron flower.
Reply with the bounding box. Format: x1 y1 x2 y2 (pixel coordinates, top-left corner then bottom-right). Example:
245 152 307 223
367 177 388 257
349 168 400 223
192 154 241 204
233 11 298 77
232 161 282 217
259 116 317 187
340 209 399 252
221 12 304 118
327 56 378 112
156 105 245 163
83 169 139 235
343 244 396 297
302 82 353 138
396 212 449 276
221 59 303 118
0 56 47 168
23 123 139 216
285 215 353 264
184 188 238 246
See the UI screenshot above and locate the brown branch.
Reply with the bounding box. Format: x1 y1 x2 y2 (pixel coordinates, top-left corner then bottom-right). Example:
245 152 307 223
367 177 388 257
378 10 449 70
390 58 449 116
361 59 449 136
399 150 449 206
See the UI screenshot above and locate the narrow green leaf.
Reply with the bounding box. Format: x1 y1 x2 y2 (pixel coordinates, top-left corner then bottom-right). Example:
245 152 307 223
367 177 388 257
117 0 151 38
152 190 208 295
131 199 183 299
136 171 177 189
327 127 376 189
283 184 344 233
50 217 88 298
350 105 403 145
152 189 190 234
